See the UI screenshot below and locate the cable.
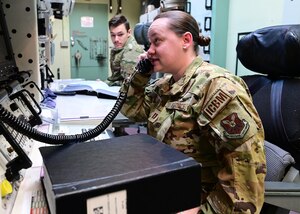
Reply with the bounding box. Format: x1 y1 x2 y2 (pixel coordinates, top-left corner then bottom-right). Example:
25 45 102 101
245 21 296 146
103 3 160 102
0 91 127 145
0 64 143 145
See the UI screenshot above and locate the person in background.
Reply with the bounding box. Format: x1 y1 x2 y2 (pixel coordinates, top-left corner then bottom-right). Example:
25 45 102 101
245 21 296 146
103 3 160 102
106 14 144 86
121 10 266 214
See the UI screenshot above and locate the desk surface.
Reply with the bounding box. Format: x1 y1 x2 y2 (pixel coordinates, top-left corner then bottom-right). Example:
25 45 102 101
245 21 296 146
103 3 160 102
55 94 134 127
56 94 116 120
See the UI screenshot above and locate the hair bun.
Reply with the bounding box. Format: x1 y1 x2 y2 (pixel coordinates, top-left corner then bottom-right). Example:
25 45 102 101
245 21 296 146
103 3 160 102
199 35 211 46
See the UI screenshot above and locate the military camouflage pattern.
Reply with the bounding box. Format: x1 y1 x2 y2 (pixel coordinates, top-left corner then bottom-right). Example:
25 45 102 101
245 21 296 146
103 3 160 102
121 57 267 214
107 35 144 86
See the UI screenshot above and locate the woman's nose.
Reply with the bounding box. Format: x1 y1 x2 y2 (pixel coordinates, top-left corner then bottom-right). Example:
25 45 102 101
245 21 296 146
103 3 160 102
147 46 155 57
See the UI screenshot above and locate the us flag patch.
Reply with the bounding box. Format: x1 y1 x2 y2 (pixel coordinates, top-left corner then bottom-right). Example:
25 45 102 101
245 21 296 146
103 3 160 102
221 113 249 139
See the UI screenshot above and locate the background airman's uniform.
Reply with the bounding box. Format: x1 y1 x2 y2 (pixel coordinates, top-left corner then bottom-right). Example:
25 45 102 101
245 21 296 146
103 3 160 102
107 35 144 86
121 57 267 214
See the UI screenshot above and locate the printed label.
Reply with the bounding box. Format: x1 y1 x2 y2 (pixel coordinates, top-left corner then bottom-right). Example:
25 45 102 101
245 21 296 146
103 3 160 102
87 190 127 214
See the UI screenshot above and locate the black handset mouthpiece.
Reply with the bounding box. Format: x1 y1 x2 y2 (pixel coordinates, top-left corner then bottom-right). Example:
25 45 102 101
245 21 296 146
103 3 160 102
136 59 153 74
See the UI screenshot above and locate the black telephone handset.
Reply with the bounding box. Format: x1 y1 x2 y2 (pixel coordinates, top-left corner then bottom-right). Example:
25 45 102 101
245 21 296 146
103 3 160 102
136 58 153 74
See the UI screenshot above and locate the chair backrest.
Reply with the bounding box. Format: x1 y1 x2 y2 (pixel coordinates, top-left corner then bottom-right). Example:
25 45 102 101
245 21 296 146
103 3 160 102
236 25 300 170
237 25 300 77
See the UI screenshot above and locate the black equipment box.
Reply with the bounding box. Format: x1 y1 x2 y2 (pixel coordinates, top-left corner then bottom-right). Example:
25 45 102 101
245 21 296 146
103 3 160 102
39 134 202 214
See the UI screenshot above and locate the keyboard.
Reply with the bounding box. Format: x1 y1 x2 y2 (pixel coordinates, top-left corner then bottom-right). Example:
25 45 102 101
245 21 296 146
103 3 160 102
31 186 49 214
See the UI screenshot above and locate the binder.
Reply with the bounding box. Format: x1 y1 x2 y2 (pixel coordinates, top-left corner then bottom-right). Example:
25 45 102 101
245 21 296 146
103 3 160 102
40 134 201 214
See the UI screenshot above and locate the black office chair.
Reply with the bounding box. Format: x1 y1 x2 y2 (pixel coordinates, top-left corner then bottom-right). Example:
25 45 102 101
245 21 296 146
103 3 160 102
236 24 300 213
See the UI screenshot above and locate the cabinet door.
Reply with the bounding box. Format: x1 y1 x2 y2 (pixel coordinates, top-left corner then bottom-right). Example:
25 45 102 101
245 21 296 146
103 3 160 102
69 3 108 80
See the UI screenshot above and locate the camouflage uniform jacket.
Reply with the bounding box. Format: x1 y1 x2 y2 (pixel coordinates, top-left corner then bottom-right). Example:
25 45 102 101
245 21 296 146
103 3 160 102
107 35 144 86
121 57 267 214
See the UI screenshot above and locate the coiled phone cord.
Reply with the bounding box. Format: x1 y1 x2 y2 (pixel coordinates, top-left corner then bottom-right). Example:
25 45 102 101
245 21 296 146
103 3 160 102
0 91 127 144
0 62 148 145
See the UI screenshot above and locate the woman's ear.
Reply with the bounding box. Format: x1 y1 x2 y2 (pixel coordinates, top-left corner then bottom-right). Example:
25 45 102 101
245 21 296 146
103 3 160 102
182 32 193 49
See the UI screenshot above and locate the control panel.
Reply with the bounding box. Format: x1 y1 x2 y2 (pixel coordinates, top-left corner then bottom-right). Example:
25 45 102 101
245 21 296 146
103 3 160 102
0 79 42 214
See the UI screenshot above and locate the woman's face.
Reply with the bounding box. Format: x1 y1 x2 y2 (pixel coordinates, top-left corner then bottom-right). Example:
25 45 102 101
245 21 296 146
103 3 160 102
147 18 185 74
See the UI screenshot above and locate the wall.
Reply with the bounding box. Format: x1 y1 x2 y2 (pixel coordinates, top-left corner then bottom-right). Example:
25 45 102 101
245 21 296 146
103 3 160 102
211 0 300 76
189 0 212 62
225 0 285 75
51 0 300 79
50 0 141 79
283 0 300 24
210 0 229 68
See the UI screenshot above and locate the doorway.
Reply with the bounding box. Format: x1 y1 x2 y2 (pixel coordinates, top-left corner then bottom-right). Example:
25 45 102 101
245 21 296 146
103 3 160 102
69 3 108 80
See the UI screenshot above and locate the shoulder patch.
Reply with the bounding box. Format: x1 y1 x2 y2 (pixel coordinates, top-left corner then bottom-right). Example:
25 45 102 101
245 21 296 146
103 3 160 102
221 113 249 139
203 89 232 119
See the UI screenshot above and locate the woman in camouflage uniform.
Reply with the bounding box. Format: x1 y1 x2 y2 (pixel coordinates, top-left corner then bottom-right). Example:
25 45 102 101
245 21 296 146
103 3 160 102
121 10 266 214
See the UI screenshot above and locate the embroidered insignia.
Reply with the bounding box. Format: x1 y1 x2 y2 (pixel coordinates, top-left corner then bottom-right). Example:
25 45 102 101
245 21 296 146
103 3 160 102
149 109 161 123
203 89 232 119
220 113 249 139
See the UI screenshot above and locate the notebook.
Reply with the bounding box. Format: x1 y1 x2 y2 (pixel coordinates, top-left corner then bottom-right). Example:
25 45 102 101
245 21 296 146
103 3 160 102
61 80 120 99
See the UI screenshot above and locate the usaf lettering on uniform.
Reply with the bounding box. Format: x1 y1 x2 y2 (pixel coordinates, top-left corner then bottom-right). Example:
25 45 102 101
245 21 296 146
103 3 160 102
203 89 232 119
